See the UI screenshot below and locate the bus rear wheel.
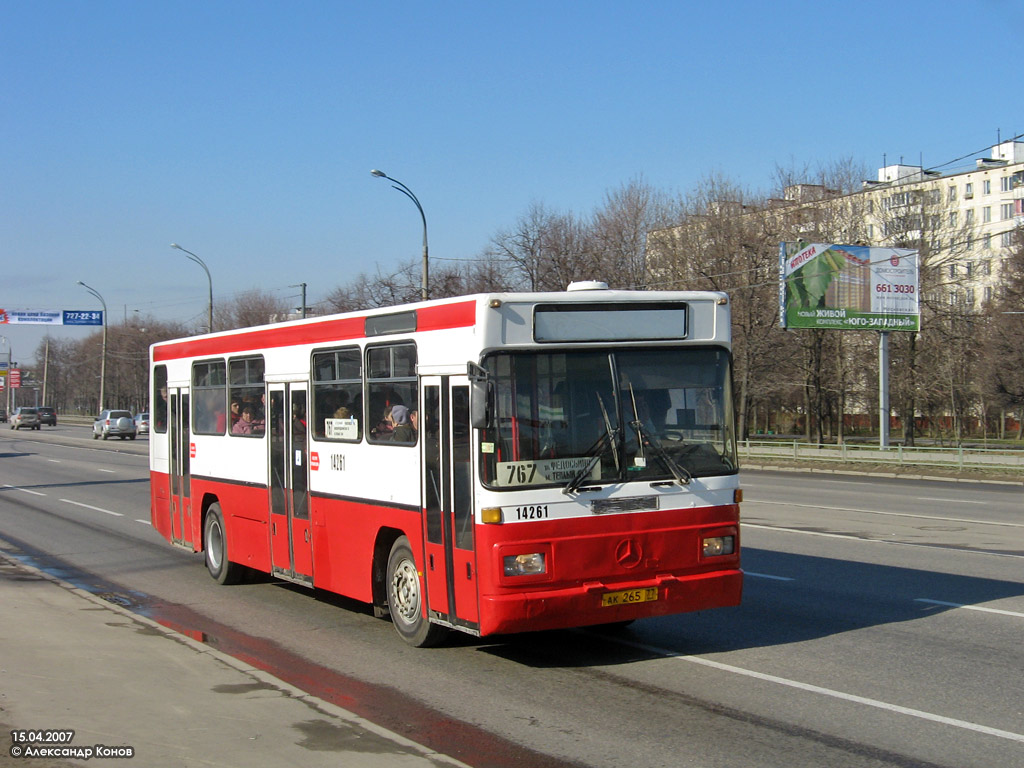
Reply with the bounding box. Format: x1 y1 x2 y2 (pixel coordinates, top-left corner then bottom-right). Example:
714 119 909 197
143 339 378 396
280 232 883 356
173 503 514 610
204 503 243 585
385 536 446 647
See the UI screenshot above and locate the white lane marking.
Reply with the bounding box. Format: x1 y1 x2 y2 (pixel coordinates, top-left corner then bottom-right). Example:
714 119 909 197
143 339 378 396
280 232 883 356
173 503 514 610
3 484 46 496
744 571 794 581
614 638 1024 744
916 598 1024 619
742 523 1024 560
748 499 1024 528
98 469 116 473
59 498 123 517
135 519 152 525
48 459 61 463
750 479 866 486
916 497 987 505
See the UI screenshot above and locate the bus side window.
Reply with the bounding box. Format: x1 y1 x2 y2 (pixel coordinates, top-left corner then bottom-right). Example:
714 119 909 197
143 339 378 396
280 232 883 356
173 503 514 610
192 359 227 435
312 347 362 442
153 365 168 433
228 356 265 437
366 343 417 445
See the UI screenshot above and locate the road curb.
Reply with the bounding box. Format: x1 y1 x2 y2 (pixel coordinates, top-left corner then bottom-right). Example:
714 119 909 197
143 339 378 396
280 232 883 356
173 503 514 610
0 546 472 768
741 462 1024 486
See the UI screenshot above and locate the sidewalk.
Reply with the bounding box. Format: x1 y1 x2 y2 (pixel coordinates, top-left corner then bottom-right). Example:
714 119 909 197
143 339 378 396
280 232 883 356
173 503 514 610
0 552 469 768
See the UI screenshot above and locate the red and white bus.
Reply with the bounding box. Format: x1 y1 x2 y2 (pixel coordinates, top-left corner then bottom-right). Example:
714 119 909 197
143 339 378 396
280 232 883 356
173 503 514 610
149 283 742 646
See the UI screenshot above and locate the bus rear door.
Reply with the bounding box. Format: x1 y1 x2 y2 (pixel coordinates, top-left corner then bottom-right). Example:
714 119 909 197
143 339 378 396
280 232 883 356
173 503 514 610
168 388 193 548
268 382 313 585
421 375 479 631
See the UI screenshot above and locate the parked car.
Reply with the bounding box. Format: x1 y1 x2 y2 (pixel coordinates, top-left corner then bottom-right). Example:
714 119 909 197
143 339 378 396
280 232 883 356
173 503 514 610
134 412 150 435
93 409 137 440
36 406 57 426
0 407 7 423
10 407 41 430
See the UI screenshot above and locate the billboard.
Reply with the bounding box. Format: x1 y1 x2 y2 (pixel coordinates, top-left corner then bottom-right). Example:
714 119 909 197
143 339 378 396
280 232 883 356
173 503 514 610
0 309 104 326
779 242 920 332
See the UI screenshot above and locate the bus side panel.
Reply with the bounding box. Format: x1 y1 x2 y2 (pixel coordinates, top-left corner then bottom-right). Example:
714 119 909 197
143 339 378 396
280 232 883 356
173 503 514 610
311 496 423 604
190 477 272 571
474 503 742 636
150 470 172 542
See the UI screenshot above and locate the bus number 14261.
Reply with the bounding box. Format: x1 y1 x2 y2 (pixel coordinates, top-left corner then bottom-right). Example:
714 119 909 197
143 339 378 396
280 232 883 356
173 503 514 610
515 505 549 520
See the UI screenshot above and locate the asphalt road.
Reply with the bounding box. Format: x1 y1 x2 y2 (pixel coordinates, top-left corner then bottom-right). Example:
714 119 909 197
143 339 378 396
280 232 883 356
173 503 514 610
2 424 1022 768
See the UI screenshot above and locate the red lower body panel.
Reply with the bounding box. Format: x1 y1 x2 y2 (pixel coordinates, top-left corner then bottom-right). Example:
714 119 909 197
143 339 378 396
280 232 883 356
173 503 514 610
479 569 742 636
474 503 742 637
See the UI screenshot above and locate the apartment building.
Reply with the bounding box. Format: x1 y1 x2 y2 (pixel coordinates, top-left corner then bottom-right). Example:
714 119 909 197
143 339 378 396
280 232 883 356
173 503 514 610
863 140 1024 307
648 139 1024 310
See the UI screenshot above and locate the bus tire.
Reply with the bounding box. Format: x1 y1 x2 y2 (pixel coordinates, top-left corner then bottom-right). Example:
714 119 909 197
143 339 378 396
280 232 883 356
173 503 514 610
204 503 242 585
385 537 446 647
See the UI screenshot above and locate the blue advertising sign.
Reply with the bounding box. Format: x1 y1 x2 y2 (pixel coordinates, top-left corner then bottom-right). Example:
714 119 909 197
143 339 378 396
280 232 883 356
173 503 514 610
62 310 104 326
0 309 104 326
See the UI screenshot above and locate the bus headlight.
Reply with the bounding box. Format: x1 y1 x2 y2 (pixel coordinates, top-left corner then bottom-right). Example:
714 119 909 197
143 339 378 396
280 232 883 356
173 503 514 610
504 552 546 576
702 536 735 557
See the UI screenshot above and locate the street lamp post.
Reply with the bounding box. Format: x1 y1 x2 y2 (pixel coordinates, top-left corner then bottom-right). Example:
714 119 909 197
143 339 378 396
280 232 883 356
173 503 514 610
171 243 214 333
371 169 429 301
77 281 107 413
1 336 11 417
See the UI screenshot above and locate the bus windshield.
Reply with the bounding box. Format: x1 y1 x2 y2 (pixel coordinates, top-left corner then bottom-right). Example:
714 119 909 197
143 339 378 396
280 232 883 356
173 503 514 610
481 347 737 490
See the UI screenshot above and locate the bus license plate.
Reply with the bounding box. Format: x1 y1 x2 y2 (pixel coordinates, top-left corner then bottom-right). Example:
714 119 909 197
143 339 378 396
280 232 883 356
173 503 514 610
601 587 658 607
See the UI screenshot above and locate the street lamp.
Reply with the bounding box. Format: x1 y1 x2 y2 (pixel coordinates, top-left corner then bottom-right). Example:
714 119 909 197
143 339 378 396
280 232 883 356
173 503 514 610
171 243 214 333
371 169 429 301
1 336 11 416
77 281 107 412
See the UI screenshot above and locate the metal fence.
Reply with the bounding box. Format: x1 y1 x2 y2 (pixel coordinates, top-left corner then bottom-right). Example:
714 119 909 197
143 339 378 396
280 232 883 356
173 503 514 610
739 440 1024 473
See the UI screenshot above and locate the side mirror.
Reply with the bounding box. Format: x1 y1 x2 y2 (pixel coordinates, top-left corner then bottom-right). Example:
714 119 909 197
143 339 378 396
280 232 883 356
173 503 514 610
467 362 490 429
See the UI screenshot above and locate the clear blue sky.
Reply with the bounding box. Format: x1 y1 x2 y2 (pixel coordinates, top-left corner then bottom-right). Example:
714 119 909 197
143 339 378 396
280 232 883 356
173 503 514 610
2 0 1022 362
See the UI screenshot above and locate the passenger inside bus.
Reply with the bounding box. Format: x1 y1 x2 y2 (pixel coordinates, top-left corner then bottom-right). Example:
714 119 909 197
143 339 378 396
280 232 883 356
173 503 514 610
388 404 415 443
232 406 256 435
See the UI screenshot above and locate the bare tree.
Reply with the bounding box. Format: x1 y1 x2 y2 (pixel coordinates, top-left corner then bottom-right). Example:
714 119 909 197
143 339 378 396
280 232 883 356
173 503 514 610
34 317 190 415
219 288 293 328
590 176 671 288
484 202 596 291
980 225 1024 437
647 175 791 439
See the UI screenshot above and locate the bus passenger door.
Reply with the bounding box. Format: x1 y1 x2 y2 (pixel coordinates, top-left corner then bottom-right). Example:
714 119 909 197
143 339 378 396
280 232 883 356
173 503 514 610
168 389 193 548
268 382 313 585
421 376 479 631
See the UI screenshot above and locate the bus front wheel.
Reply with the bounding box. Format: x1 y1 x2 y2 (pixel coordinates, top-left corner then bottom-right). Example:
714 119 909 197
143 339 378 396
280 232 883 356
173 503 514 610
385 537 446 647
204 503 243 585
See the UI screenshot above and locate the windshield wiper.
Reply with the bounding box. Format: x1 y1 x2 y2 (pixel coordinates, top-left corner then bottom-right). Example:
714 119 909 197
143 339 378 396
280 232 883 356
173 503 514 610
597 394 620 473
562 427 616 495
625 382 691 486
629 418 692 486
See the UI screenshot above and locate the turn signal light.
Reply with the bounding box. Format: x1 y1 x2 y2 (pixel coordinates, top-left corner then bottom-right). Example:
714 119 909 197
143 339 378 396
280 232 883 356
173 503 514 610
481 507 503 524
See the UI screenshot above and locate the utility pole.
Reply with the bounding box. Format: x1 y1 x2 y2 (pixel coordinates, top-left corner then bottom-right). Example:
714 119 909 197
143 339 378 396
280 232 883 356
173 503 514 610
291 283 308 319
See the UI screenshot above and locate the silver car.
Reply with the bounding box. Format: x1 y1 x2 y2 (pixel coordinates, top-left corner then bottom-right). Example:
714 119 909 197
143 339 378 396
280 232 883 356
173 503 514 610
10 407 41 430
134 412 150 435
93 409 137 440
